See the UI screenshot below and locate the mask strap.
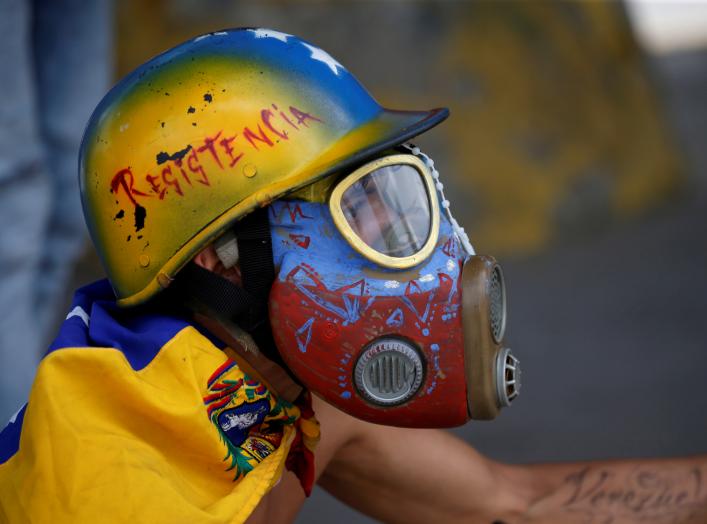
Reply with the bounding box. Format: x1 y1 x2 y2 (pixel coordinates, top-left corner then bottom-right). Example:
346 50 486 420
232 206 276 322
171 207 293 375
401 143 475 256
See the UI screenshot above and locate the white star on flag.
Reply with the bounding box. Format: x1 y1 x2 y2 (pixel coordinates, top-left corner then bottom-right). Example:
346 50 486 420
248 28 291 43
66 305 90 327
7 404 25 425
301 42 345 76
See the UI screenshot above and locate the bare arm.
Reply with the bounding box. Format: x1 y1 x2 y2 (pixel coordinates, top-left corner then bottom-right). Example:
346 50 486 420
522 458 707 524
244 395 706 523
319 411 707 524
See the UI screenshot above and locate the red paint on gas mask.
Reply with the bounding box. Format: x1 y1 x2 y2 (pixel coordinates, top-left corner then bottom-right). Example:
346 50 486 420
269 262 470 428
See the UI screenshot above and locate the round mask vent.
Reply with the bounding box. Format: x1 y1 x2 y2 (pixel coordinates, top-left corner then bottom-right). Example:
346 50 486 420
488 265 507 343
354 338 424 406
495 347 521 407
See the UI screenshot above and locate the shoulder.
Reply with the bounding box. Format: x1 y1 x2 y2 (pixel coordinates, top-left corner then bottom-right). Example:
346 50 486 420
1 280 229 466
0 282 290 522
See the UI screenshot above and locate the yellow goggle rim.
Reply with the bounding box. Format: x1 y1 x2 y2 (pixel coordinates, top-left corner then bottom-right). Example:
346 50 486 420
329 154 440 269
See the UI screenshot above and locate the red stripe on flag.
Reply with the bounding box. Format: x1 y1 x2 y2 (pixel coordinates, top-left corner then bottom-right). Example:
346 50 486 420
203 380 243 404
206 395 233 417
207 359 237 388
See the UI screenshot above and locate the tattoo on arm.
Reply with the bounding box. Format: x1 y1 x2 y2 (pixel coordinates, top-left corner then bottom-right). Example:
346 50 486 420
560 465 705 523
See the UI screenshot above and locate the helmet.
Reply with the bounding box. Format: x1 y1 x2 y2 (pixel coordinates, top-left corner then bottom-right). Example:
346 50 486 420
80 28 448 306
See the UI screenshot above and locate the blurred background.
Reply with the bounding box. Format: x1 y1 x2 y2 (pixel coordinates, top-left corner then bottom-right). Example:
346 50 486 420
3 1 707 522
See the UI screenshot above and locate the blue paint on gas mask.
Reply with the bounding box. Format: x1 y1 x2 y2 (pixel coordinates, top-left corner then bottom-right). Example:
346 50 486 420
269 200 465 307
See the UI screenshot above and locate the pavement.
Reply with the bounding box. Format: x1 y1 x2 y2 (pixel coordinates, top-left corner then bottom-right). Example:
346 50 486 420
293 48 707 523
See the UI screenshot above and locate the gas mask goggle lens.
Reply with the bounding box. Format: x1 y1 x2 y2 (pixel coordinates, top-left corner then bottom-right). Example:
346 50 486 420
329 155 440 269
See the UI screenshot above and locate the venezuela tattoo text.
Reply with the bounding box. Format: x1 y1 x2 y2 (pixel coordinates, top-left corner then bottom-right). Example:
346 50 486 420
559 464 706 523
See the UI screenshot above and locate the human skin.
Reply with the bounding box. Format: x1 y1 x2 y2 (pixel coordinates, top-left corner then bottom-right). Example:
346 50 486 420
246 396 707 524
194 246 707 524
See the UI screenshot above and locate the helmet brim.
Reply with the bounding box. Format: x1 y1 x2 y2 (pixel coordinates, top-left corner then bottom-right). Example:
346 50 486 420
302 107 450 185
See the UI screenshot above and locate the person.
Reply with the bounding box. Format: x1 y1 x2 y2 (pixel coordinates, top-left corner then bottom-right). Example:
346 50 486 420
1 28 705 524
0 0 112 422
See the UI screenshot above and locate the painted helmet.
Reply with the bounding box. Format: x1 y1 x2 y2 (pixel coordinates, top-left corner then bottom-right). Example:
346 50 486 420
80 28 448 306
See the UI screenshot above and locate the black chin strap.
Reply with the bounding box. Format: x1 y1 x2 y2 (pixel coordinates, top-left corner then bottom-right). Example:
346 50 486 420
171 207 288 370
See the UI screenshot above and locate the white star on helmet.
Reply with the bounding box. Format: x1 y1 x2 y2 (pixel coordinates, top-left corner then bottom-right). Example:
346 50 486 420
301 42 345 76
248 28 291 43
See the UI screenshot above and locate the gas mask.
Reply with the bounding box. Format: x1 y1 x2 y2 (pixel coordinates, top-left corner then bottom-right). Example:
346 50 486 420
267 148 521 427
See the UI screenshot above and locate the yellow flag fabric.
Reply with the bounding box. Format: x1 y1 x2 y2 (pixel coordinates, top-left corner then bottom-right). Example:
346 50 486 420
0 280 306 523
